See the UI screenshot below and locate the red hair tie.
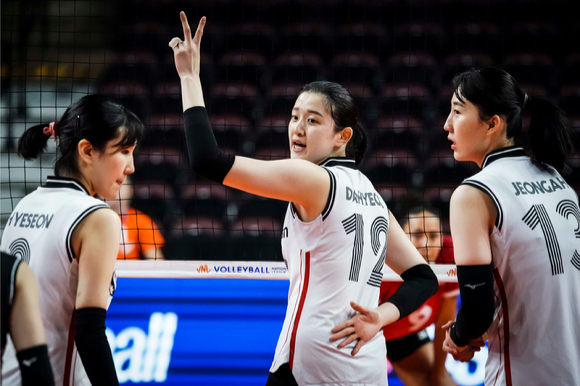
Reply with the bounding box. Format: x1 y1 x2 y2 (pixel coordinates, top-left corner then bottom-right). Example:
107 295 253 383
43 122 58 141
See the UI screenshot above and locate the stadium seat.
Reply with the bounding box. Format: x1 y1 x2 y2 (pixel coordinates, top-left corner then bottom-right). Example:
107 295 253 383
385 52 439 92
280 21 333 59
392 22 443 53
449 22 502 60
335 21 388 53
331 51 380 86
272 52 324 84
504 52 553 88
153 81 182 114
507 22 558 56
380 83 431 118
215 50 269 92
101 51 159 86
442 51 495 84
208 81 259 121
209 113 254 154
101 80 150 121
264 82 304 116
256 114 290 148
227 22 275 53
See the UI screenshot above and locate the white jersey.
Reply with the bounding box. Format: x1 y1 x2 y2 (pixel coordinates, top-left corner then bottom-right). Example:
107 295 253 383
271 157 390 386
1 177 114 386
463 147 580 386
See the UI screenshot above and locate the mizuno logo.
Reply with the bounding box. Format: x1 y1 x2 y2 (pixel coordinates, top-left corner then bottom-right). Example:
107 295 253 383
464 282 485 289
22 357 37 367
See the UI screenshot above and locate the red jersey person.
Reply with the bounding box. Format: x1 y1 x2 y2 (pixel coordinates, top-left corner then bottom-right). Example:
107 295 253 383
380 206 459 386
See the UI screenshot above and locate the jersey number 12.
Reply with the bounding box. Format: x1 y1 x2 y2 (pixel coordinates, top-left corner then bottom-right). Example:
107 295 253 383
342 214 389 287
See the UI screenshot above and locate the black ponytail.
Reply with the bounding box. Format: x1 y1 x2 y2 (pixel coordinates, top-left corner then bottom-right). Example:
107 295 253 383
17 124 54 160
16 95 144 177
453 67 574 173
300 81 368 165
527 96 574 173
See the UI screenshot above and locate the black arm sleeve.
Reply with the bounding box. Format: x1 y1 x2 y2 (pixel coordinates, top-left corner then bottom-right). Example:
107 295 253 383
184 106 235 183
74 307 119 386
450 264 495 347
17 344 55 386
385 264 438 319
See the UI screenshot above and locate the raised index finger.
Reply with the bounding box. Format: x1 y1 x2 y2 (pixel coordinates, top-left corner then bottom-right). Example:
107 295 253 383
180 11 192 41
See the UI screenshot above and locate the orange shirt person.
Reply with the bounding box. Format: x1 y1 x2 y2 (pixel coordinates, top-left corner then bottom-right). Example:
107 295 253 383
108 178 165 260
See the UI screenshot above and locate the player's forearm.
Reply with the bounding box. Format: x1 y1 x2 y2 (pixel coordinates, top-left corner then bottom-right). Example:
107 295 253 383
450 264 495 346
385 264 438 319
375 302 400 327
181 75 205 111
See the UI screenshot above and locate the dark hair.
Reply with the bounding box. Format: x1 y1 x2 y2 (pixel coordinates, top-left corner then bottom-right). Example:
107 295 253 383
452 67 574 173
400 204 441 228
299 81 368 165
18 95 144 177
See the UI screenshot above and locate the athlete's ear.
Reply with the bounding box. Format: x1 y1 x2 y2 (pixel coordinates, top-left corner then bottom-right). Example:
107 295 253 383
336 127 353 148
486 115 504 135
77 139 94 165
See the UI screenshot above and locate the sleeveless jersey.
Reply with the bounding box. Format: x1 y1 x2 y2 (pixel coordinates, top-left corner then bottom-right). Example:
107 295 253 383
0 176 113 386
270 157 390 386
380 236 458 341
462 147 580 386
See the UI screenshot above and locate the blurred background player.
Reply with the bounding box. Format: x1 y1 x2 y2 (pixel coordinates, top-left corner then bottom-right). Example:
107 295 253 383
108 175 165 260
1 95 144 385
1 252 55 385
380 205 458 386
441 67 580 386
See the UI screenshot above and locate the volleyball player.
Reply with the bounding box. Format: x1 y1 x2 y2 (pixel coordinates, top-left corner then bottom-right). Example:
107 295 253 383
379 206 458 386
440 67 580 385
1 252 55 385
1 95 144 385
170 12 437 385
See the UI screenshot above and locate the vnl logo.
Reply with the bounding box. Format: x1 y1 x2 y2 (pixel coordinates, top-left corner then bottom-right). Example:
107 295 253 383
106 312 178 383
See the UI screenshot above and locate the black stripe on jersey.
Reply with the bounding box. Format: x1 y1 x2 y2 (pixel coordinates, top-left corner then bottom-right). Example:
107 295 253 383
571 250 580 271
321 169 337 221
44 176 90 195
462 180 504 231
320 157 356 169
290 203 296 219
9 257 22 305
481 147 527 169
343 213 365 282
536 205 564 275
66 204 109 263
367 216 389 287
556 199 580 238
523 205 564 276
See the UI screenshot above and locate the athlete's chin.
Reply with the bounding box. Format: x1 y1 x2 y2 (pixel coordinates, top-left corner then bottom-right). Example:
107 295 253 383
101 189 119 200
453 151 468 163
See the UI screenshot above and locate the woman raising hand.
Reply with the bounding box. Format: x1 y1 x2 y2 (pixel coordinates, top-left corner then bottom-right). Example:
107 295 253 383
170 12 437 385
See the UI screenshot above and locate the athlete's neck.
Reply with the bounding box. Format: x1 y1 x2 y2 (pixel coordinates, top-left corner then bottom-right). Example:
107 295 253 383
58 172 93 196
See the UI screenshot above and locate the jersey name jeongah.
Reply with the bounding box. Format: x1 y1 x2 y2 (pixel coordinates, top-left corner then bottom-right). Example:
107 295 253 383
510 177 568 196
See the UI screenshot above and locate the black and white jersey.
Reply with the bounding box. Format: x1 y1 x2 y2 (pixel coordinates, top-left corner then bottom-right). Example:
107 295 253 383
271 158 390 386
463 147 580 386
1 177 111 386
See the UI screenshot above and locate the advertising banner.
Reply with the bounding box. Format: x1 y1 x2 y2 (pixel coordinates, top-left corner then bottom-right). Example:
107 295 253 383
106 277 486 385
